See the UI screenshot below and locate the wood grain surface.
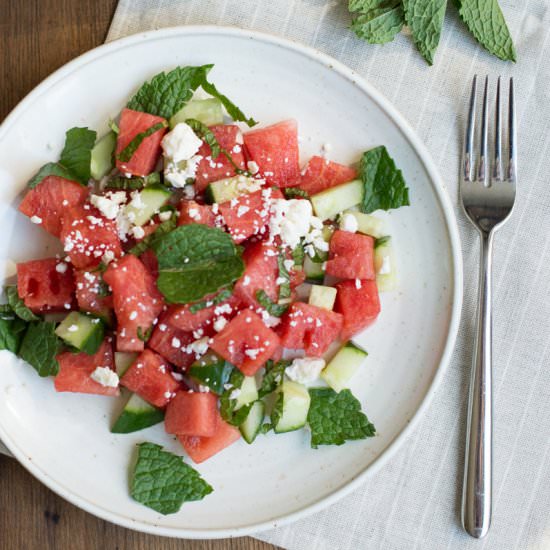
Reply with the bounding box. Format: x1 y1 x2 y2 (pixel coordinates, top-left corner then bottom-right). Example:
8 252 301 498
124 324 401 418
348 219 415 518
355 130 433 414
0 2 277 549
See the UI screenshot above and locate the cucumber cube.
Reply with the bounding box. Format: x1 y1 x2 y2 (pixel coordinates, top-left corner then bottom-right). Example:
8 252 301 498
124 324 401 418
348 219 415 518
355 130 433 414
271 380 311 433
309 285 337 311
321 342 368 393
124 184 171 226
311 179 363 220
205 175 261 204
114 351 138 377
375 239 397 292
111 393 164 434
340 210 386 238
169 98 224 128
303 256 325 283
90 131 116 180
240 400 265 444
234 376 258 410
55 311 104 355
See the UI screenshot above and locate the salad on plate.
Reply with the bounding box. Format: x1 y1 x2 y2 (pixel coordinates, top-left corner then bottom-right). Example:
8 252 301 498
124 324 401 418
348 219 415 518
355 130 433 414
2 65 410 515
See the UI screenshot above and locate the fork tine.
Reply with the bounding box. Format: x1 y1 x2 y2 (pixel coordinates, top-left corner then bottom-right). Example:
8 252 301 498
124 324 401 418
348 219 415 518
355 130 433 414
493 77 502 181
508 77 517 181
478 76 489 183
464 75 477 181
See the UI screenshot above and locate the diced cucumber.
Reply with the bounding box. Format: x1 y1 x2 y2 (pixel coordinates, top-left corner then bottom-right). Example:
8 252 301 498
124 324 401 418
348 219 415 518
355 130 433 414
309 285 337 311
55 312 104 355
271 380 311 433
124 184 171 226
340 210 386 238
114 351 138 377
234 376 258 410
169 98 224 128
304 256 325 283
239 400 265 444
205 175 261 204
111 393 164 434
375 238 397 291
321 342 368 393
188 352 233 395
311 179 363 220
90 131 116 180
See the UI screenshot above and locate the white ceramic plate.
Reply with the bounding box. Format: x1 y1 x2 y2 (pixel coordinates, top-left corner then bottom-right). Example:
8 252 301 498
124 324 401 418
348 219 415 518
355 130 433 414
0 26 462 538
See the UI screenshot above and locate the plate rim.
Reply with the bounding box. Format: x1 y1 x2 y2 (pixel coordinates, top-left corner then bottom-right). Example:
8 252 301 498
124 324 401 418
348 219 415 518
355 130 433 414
0 25 463 539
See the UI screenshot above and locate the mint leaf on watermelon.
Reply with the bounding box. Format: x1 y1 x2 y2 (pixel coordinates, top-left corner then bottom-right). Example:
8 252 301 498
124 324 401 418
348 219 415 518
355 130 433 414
359 146 410 213
349 1 405 45
105 172 161 191
152 225 244 303
185 118 221 159
127 66 213 119
255 290 288 318
59 127 97 184
131 442 213 514
200 79 257 127
0 314 28 354
307 388 376 448
19 321 60 377
116 122 168 163
5 286 39 322
27 162 76 189
457 0 516 61
189 289 233 314
258 359 289 398
403 0 447 65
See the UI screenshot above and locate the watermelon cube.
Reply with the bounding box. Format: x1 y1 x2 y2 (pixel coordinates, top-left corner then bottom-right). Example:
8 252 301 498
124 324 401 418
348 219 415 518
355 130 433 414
299 156 357 195
210 310 280 376
116 108 167 176
165 391 218 436
325 230 375 280
74 269 113 321
335 279 380 340
18 176 88 238
54 339 119 396
120 349 180 408
243 120 300 188
277 302 343 356
178 200 216 227
17 258 75 313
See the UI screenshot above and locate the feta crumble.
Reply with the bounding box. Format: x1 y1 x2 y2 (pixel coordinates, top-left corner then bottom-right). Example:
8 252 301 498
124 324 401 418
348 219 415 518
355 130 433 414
91 367 119 388
340 212 358 233
161 122 203 162
285 357 326 384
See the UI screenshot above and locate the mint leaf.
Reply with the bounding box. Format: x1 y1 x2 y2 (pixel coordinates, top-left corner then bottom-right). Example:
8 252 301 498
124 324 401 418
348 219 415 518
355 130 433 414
131 442 213 514
200 79 257 127
292 244 305 267
27 162 76 189
277 253 291 300
185 118 221 158
127 66 213 119
152 225 244 303
258 360 289 398
307 388 376 448
189 289 233 314
6 286 39 322
59 127 97 184
219 370 252 426
129 216 177 256
350 1 405 45
255 290 288 318
284 187 309 200
19 321 60 377
117 122 168 163
0 316 28 354
105 172 161 191
188 354 233 395
374 235 391 248
403 0 447 64
359 146 410 213
457 0 516 61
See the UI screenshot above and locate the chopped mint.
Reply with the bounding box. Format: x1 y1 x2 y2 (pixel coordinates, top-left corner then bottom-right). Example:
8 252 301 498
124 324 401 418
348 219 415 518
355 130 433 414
403 0 447 65
185 118 221 158
219 370 252 426
374 235 391 249
0 315 28 354
5 286 39 322
189 289 233 314
136 326 153 342
59 127 97 184
349 1 405 45
27 162 75 189
105 172 161 191
152 225 244 303
200 79 257 127
277 253 291 300
117 122 168 163
359 146 410 213
131 442 213 515
284 188 309 200
19 321 61 377
307 388 376 448
255 290 288 318
258 360 289 398
457 0 516 61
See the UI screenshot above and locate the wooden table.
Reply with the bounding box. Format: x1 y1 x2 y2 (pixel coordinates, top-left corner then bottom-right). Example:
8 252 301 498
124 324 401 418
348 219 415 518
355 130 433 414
0 2 277 549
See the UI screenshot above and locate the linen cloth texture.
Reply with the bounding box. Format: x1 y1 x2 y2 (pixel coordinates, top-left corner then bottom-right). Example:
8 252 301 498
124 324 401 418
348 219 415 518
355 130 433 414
6 2 550 550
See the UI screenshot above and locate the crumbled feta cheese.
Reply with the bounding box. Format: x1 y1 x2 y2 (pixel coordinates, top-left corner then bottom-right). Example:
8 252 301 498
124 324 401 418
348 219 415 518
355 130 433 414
285 357 326 384
131 226 145 239
129 311 138 320
229 388 241 400
355 278 362 289
30 215 42 224
90 366 119 387
161 122 203 163
90 191 126 220
340 213 358 233
158 210 172 222
283 259 294 272
213 317 228 332
378 255 392 275
55 262 68 274
244 348 260 359
164 155 203 188
247 160 260 174
186 337 209 356
171 337 181 348
102 250 115 264
242 275 251 286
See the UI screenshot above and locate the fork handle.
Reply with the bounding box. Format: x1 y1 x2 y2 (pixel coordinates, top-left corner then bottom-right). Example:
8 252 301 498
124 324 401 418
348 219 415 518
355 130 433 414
462 231 494 538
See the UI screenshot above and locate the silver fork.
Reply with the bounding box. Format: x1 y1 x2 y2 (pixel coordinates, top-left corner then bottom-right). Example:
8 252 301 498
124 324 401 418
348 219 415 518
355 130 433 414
460 75 516 539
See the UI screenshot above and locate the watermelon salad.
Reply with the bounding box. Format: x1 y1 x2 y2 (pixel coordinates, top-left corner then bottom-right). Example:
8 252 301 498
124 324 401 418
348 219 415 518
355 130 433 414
2 65 410 515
